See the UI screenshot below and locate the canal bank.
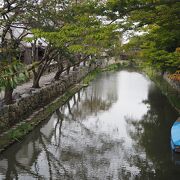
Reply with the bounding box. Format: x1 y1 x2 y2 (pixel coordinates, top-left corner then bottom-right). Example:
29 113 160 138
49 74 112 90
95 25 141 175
1 61 179 153
0 62 129 153
0 84 88 153
101 61 180 114
0 69 179 179
0 64 98 152
140 66 180 114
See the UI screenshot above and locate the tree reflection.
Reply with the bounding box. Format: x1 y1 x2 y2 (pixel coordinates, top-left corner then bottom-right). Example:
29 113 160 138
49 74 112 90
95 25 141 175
0 74 119 179
0 72 179 179
0 106 75 179
125 84 179 179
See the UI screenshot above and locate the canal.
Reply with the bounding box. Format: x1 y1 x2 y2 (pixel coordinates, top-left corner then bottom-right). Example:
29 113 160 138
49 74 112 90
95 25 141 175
0 70 179 180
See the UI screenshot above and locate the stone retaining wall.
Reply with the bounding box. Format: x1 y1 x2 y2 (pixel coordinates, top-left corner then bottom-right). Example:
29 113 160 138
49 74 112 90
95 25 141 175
164 73 180 93
0 62 57 101
0 65 96 133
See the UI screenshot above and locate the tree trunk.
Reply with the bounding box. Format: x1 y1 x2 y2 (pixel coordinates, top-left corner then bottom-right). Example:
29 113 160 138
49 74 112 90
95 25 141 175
32 66 44 88
32 59 51 88
54 70 62 81
54 64 63 80
83 60 86 66
89 62 92 68
4 86 13 104
32 74 40 88
66 66 70 75
73 65 76 71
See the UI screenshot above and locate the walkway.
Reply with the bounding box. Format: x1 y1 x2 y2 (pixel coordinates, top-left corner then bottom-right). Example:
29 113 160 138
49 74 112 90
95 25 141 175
0 71 56 103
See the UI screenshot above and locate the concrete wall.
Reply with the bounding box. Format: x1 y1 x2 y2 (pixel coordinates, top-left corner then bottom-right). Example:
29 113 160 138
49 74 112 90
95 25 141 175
0 65 96 133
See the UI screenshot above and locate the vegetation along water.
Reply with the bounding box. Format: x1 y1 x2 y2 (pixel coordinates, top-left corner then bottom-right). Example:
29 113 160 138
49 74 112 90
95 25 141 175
0 0 179 179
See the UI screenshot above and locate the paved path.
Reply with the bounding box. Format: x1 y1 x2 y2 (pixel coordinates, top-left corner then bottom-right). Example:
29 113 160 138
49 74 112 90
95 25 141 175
0 63 87 105
0 71 56 102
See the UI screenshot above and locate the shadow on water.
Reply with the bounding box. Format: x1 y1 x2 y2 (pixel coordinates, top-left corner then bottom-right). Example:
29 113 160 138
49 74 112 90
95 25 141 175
0 71 179 180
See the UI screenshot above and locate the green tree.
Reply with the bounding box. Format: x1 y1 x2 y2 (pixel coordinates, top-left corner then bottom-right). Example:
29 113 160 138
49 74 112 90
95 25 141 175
30 0 119 85
0 0 121 103
0 0 34 104
106 0 180 73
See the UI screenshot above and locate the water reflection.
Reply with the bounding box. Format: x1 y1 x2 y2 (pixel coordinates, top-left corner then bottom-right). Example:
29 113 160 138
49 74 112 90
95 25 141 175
0 71 179 180
126 83 180 179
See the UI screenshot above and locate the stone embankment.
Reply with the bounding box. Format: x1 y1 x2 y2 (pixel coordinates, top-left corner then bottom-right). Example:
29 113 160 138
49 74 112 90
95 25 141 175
0 62 57 101
164 73 180 93
0 65 96 133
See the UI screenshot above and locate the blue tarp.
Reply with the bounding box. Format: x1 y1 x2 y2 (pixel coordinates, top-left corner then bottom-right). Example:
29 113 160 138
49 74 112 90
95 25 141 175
171 122 180 146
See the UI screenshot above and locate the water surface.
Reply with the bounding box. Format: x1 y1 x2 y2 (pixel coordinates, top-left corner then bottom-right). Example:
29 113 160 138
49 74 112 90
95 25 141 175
0 70 179 180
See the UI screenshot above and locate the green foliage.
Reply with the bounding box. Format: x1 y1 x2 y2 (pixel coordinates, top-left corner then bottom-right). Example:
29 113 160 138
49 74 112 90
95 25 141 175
103 63 122 71
116 1 180 72
32 13 119 57
142 48 180 73
0 0 122 103
0 60 29 91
